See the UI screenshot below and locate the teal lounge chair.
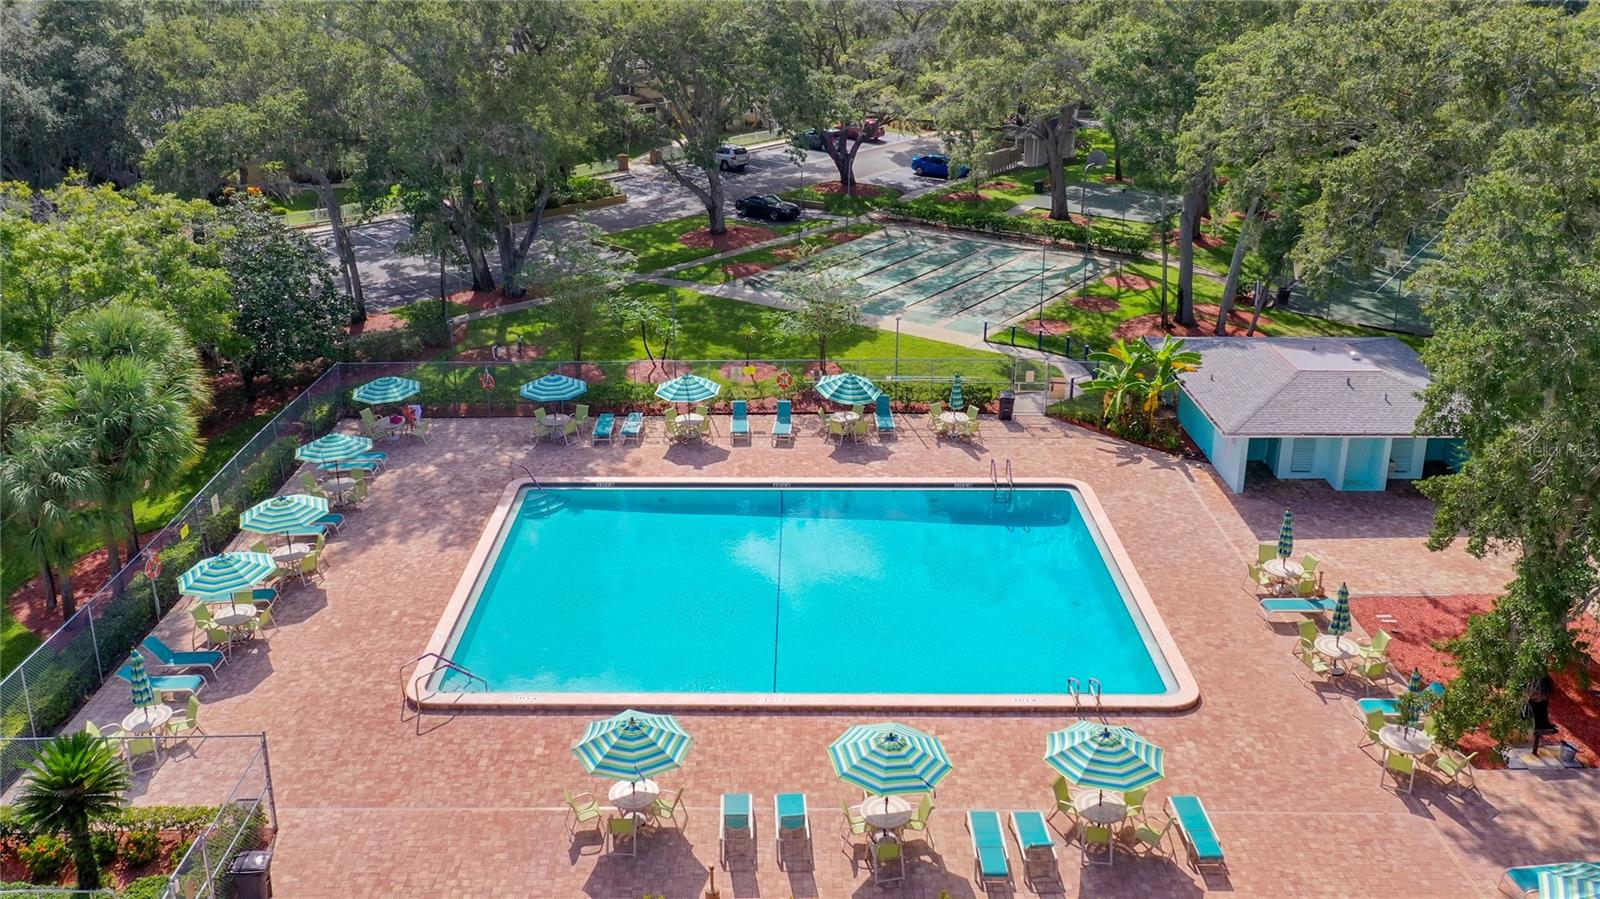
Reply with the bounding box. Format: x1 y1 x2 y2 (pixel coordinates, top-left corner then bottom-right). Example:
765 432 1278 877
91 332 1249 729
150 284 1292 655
773 792 809 870
141 636 223 677
314 512 345 533
621 411 643 445
591 412 615 445
875 395 896 435
1499 862 1600 898
720 792 754 870
1009 811 1057 889
967 810 1011 892
319 459 380 473
1258 596 1336 619
772 400 794 445
1167 795 1226 872
730 400 751 443
115 662 204 699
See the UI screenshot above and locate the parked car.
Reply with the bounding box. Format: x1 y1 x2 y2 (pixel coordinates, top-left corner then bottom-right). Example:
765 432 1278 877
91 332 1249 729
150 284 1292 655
734 194 801 222
910 153 970 179
842 118 886 141
716 145 750 171
793 128 842 151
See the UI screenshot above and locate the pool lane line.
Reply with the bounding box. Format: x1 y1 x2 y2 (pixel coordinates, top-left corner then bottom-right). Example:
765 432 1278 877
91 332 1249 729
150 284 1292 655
772 487 784 693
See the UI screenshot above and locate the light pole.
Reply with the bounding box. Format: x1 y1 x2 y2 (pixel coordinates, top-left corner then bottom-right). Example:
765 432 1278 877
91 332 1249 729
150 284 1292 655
1080 149 1109 233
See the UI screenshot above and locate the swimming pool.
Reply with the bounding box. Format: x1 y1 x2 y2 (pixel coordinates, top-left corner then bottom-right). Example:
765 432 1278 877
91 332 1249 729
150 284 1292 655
418 479 1195 709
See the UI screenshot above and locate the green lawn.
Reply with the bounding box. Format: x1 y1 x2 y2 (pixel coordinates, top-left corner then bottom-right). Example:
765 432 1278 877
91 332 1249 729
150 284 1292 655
673 225 880 286
1015 260 1427 353
2 408 279 662
460 282 1007 370
1 606 42 677
603 214 821 273
780 183 903 216
393 298 473 322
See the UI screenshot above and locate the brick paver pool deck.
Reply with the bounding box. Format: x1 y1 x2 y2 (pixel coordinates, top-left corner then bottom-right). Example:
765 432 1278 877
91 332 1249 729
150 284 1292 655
69 415 1599 898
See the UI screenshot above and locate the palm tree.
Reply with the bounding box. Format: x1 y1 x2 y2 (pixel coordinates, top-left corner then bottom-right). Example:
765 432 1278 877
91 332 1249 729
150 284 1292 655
0 423 94 614
12 731 132 891
55 306 210 557
1083 339 1152 427
49 357 201 584
1141 337 1202 425
0 347 49 448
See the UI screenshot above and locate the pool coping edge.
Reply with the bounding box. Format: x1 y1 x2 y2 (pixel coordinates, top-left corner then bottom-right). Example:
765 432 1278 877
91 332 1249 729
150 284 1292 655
410 477 1200 713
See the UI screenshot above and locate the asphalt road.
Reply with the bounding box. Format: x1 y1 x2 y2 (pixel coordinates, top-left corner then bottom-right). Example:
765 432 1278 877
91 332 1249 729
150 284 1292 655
319 133 945 310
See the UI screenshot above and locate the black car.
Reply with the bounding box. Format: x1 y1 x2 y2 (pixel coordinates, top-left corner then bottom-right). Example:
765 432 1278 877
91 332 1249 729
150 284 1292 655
793 128 843 151
735 194 801 221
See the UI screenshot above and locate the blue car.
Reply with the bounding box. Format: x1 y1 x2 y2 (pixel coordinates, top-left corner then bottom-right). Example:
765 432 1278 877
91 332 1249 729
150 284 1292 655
910 153 971 179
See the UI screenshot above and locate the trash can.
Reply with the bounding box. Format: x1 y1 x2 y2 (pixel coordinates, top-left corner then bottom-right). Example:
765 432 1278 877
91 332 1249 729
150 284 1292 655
997 390 1016 421
230 849 273 899
1033 179 1046 194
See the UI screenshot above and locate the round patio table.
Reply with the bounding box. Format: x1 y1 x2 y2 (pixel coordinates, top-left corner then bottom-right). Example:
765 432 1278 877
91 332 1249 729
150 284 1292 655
1378 725 1434 757
1262 558 1304 595
671 414 706 439
1315 634 1363 675
271 545 311 565
828 411 861 424
121 705 172 735
608 779 660 812
211 604 258 629
320 476 355 502
860 795 913 831
938 411 969 427
1073 792 1128 825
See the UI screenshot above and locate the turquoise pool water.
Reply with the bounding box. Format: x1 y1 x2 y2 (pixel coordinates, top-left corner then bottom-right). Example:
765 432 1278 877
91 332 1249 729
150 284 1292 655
442 486 1171 696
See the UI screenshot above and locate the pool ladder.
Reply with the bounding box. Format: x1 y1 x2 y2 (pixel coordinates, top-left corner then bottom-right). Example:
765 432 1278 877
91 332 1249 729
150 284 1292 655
509 461 544 492
400 652 487 734
990 458 1014 502
1066 677 1104 721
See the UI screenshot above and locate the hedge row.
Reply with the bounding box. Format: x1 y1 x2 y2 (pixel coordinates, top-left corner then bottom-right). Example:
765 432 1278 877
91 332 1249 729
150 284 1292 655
0 878 165 899
877 201 1154 256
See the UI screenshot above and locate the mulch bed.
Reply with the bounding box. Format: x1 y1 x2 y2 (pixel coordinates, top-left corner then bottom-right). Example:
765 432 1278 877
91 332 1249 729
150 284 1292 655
1021 319 1072 335
7 531 162 638
348 311 405 335
1351 595 1600 769
723 261 778 280
936 191 986 202
678 225 779 252
717 361 781 382
448 289 516 312
1099 272 1160 293
624 360 692 384
1070 295 1123 313
810 181 888 198
550 362 607 382
980 179 1022 191
0 833 189 888
1111 304 1274 340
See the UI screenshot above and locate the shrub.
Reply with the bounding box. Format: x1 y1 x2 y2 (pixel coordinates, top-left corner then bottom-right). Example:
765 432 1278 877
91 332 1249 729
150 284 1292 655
121 828 161 866
122 874 172 899
19 833 71 881
405 305 452 349
168 836 194 867
346 327 424 362
549 175 618 209
90 830 118 868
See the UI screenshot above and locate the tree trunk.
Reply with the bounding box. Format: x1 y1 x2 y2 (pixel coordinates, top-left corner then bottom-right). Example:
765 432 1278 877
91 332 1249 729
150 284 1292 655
69 826 100 891
818 336 827 364
1177 178 1205 328
123 503 141 559
1246 279 1268 336
1110 123 1123 181
311 175 366 323
706 167 727 235
445 188 495 291
825 130 868 193
241 364 258 403
1215 196 1261 335
37 561 57 612
1042 117 1070 220
485 177 552 298
58 566 76 617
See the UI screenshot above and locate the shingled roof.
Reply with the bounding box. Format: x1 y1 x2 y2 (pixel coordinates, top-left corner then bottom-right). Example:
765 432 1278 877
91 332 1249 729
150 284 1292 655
1155 337 1433 437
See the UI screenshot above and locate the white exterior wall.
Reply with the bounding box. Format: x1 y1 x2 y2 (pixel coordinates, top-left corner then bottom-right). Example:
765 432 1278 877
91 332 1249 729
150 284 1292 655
1210 434 1250 493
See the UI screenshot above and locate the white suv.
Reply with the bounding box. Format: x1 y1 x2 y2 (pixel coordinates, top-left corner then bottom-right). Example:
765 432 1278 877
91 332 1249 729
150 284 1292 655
716 145 749 171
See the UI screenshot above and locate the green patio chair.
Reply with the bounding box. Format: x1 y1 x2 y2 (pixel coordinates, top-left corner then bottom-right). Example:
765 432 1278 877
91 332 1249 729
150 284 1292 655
298 553 322 584
1383 752 1416 793
1295 554 1322 595
840 800 868 845
1361 629 1392 660
1297 619 1319 655
250 609 275 637
1132 817 1173 857
1353 659 1389 693
126 736 159 770
928 400 945 435
901 796 935 847
250 540 270 555
299 472 321 494
532 408 551 444
1296 648 1332 682
1082 824 1114 866
853 416 870 443
1257 544 1277 564
872 837 905 884
816 409 829 436
965 406 982 440
562 789 605 837
693 404 708 417
574 404 590 434
166 695 205 742
828 419 847 444
608 814 638 857
1047 775 1076 828
1359 709 1386 748
562 417 580 444
349 481 369 508
412 419 431 442
359 407 381 438
850 403 864 418
1428 749 1478 790
1122 787 1149 820
696 416 712 440
648 786 685 829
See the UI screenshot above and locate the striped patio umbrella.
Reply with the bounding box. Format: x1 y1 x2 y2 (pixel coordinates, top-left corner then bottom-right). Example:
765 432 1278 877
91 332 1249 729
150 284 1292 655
1539 863 1600 899
815 373 883 405
828 723 954 795
1277 509 1295 559
239 494 328 543
653 374 721 405
949 374 964 410
1329 582 1352 637
519 373 587 403
1404 667 1428 727
295 433 373 465
572 710 693 781
176 552 278 600
352 376 420 406
1045 721 1165 793
126 652 155 710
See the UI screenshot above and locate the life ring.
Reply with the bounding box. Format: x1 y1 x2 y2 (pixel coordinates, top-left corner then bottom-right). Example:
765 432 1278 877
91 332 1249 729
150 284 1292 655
775 369 794 390
479 369 496 391
144 554 162 580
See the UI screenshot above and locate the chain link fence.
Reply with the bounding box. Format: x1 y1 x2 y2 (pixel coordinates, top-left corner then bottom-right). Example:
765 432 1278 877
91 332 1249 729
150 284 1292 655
1 735 274 899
